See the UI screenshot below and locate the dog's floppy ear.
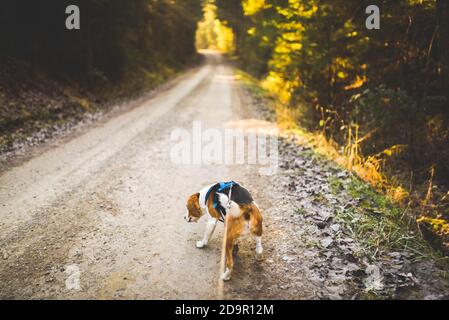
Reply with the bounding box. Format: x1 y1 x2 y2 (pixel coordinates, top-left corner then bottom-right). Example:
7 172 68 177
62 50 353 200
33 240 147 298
190 193 200 204
187 193 201 217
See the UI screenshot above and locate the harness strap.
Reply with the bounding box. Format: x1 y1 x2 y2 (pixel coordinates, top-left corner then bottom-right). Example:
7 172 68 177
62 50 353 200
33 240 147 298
204 181 240 223
226 184 233 209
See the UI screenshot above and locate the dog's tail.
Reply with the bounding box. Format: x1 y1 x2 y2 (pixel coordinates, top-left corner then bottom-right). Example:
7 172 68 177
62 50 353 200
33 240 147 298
217 193 240 218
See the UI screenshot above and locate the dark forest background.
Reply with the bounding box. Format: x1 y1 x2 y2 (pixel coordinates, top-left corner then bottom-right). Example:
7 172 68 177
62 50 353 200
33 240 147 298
0 0 201 88
0 0 202 160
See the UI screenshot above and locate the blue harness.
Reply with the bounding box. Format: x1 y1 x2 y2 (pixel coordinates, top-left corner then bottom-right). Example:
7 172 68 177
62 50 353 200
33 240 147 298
205 181 240 221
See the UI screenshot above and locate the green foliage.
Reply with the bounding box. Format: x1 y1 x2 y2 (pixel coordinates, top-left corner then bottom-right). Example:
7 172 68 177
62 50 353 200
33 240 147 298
216 0 449 253
331 176 434 261
349 86 417 155
216 0 449 203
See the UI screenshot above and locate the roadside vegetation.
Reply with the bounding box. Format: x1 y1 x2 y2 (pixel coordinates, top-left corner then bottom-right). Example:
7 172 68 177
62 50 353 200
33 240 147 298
210 0 449 255
238 70 449 276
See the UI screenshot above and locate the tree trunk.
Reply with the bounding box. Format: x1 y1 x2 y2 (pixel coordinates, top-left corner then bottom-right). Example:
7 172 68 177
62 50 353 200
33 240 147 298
437 0 449 93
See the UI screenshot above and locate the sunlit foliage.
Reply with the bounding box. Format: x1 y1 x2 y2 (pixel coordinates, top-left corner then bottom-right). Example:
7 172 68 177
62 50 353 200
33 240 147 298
196 1 235 53
243 0 267 16
216 0 449 253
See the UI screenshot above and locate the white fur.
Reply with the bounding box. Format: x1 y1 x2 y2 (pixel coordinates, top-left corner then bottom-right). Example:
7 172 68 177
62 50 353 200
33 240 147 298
196 216 218 249
217 193 240 218
255 236 263 255
198 184 214 213
221 267 232 281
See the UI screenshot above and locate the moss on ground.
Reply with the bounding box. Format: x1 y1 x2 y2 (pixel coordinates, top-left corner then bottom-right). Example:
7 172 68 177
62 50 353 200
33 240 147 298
330 175 436 262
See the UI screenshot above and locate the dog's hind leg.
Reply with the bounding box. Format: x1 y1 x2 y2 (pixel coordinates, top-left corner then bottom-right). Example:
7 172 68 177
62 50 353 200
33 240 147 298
221 234 234 281
233 242 239 255
196 218 218 248
255 236 263 255
250 204 263 256
221 217 236 281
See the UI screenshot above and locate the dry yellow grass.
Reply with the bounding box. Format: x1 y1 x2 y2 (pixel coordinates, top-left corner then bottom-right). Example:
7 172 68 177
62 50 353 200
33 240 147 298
239 70 449 240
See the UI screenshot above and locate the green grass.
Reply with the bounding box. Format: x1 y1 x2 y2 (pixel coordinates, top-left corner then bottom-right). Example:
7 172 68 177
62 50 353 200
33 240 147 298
329 176 344 194
330 175 435 262
296 207 308 215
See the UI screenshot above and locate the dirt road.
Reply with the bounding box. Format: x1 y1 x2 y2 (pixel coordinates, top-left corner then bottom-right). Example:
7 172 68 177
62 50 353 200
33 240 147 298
1 53 448 300
0 53 280 299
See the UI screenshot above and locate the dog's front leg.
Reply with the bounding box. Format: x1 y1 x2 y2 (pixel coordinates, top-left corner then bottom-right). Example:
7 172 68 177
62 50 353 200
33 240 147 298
196 218 218 248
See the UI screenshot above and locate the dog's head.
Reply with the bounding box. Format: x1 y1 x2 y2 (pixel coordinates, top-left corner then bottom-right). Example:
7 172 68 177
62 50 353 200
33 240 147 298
185 193 202 223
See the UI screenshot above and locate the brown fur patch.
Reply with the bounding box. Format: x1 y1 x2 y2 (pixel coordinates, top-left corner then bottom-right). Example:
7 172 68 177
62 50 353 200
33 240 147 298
241 204 252 221
224 202 263 271
205 190 222 220
186 193 202 218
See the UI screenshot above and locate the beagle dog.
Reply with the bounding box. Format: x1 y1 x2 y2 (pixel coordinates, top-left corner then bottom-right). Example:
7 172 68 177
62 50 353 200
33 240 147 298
185 181 263 281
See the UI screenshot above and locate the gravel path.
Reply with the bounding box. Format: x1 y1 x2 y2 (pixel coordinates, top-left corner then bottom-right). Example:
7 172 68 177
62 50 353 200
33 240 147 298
1 53 448 299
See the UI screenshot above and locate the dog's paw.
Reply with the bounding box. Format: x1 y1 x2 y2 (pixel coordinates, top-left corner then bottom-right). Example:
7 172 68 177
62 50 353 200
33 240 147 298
196 240 205 248
221 268 232 281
